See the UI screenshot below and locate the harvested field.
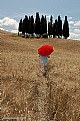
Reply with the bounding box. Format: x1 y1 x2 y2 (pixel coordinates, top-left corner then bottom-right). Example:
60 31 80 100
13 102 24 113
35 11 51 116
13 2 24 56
0 30 80 121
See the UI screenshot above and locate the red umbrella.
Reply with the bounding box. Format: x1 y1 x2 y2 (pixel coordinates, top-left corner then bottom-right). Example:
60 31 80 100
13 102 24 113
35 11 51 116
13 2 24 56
38 45 54 56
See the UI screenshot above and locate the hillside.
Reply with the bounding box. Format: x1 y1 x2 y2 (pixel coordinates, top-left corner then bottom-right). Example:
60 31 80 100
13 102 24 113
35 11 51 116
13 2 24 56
1 30 80 121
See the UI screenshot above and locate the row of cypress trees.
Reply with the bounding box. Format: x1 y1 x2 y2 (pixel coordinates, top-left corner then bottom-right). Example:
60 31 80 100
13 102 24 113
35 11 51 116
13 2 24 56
18 12 69 39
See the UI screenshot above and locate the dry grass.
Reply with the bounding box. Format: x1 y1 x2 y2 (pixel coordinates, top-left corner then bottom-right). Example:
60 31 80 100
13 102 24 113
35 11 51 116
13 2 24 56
0 30 80 121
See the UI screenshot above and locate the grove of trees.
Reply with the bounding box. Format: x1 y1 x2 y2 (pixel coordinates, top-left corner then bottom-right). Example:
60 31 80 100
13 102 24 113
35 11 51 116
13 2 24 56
18 12 69 39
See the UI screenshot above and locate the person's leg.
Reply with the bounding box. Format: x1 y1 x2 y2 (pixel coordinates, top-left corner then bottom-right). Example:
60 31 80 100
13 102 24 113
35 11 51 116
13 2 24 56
40 61 45 73
44 62 48 72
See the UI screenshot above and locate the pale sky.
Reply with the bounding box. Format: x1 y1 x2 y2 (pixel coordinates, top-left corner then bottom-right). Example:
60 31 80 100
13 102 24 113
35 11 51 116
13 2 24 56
0 0 80 40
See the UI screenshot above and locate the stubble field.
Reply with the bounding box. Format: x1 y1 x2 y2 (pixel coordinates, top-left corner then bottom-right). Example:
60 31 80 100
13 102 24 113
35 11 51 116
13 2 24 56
0 30 80 121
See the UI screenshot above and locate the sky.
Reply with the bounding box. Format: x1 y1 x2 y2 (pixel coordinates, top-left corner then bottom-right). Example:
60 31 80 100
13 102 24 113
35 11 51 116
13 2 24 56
0 0 80 40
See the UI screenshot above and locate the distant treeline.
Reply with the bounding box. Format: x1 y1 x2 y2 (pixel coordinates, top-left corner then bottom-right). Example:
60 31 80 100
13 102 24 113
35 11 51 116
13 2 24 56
18 12 69 39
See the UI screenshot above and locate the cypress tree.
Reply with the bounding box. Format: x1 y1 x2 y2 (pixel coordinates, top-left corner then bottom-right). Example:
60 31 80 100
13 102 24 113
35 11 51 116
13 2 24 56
18 13 70 39
40 15 47 36
44 15 47 34
50 15 53 35
48 15 53 37
52 19 58 38
31 15 34 35
35 12 40 35
40 15 44 35
18 19 23 33
28 16 31 34
22 18 26 36
25 15 29 34
48 22 51 37
63 16 69 39
57 15 62 38
28 15 34 35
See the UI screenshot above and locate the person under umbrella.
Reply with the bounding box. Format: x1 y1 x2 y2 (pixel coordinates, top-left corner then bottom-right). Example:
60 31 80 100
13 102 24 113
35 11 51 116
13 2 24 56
38 45 54 75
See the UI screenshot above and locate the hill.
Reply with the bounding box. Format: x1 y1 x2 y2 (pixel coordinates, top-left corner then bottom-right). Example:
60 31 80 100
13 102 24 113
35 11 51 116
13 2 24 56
1 30 80 121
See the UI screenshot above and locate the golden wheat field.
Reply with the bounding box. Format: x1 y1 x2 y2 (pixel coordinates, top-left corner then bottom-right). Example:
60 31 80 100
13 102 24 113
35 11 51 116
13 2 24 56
0 30 80 121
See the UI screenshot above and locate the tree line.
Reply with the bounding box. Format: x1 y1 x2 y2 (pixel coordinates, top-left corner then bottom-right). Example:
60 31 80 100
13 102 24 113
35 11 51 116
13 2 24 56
18 12 69 39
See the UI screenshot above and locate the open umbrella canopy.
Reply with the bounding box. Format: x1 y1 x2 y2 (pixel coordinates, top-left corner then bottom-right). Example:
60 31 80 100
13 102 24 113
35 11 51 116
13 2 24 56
38 45 54 56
